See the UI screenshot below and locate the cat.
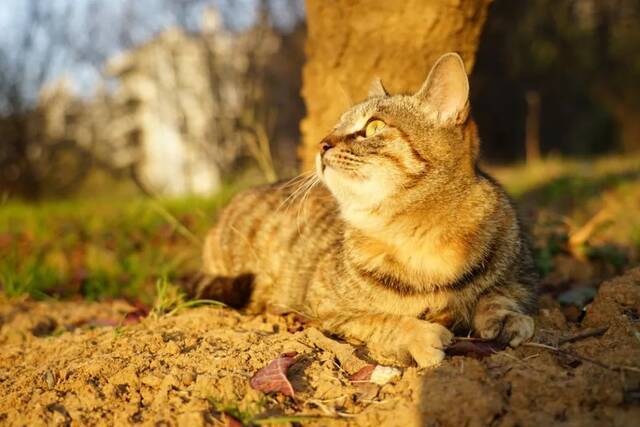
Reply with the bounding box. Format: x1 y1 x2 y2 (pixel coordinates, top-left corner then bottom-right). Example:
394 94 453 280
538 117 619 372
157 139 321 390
197 52 538 367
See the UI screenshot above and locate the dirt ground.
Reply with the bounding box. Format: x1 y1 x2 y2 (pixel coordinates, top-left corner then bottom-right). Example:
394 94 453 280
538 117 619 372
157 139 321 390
1 269 639 427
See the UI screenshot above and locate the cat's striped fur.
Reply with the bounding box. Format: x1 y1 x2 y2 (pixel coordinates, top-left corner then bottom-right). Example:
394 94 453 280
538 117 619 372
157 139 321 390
198 53 538 367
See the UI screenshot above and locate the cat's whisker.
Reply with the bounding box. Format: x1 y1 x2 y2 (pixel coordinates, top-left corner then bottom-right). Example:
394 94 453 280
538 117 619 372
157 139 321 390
304 175 320 203
277 172 317 212
292 174 318 201
296 174 320 233
281 171 314 189
296 175 320 223
281 178 316 214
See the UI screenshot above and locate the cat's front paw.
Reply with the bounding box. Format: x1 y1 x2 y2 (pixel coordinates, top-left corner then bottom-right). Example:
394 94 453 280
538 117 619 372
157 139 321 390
405 321 454 368
474 310 534 347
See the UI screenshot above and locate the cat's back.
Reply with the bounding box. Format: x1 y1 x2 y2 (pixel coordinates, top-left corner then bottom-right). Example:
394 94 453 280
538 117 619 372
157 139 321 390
202 179 341 309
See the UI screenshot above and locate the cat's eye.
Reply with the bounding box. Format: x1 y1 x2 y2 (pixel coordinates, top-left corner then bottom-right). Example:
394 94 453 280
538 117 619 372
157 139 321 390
364 119 386 137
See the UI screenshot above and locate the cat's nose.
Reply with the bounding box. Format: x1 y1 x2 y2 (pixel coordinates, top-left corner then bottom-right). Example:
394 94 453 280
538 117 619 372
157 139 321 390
319 138 334 154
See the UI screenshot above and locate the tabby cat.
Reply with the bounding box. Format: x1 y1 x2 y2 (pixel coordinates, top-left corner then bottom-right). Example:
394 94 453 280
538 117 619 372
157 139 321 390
199 53 538 367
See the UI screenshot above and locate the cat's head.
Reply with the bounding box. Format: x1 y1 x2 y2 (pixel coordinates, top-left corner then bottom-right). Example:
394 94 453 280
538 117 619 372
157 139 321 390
316 53 479 221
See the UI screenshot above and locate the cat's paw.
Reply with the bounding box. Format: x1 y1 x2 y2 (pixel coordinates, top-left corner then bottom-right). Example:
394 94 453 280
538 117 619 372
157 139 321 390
406 322 454 368
475 310 534 347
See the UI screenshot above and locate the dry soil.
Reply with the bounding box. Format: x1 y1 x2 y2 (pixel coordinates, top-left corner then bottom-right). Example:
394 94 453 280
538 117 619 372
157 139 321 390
1 269 640 427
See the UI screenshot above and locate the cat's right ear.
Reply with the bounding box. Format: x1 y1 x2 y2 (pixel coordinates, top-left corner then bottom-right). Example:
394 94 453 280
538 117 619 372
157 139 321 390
414 53 469 125
367 78 389 98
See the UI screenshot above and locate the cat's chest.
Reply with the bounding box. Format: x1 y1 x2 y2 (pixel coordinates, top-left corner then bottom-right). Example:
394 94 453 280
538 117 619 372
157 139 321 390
355 232 471 290
398 240 468 286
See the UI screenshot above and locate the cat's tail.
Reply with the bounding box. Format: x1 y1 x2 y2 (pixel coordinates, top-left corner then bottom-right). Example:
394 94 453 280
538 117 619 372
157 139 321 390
184 272 255 309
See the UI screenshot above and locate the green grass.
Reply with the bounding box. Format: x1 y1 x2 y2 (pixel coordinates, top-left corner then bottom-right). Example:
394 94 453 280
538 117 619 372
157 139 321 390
0 187 238 302
150 277 225 318
206 397 326 426
490 154 640 275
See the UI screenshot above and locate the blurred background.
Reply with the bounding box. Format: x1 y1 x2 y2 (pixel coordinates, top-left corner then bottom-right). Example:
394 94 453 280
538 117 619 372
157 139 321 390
0 0 639 304
0 0 306 198
1 0 639 199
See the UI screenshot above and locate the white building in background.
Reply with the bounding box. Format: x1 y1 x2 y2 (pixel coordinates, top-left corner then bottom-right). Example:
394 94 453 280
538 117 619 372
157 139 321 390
105 28 219 196
33 8 284 196
106 27 227 196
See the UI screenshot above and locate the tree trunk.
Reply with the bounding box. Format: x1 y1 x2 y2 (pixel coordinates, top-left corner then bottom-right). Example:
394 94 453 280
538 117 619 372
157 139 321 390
300 0 492 169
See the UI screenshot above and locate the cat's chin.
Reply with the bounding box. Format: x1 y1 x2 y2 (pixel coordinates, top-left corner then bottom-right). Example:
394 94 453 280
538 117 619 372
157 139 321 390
315 153 343 193
319 167 339 194
319 167 351 205
324 174 394 218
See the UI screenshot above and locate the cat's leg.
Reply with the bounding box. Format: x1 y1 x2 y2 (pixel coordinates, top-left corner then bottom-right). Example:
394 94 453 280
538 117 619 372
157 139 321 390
472 284 536 347
322 312 453 367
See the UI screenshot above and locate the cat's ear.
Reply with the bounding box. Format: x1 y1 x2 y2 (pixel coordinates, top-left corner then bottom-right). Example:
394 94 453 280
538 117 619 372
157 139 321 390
414 53 469 124
367 77 389 98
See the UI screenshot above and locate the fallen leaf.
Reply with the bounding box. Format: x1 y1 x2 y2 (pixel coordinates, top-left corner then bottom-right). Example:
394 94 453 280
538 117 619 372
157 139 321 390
446 339 507 358
250 352 298 397
350 364 376 383
350 364 379 401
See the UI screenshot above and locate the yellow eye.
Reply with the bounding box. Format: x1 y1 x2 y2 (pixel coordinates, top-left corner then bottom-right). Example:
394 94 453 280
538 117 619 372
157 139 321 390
365 119 386 137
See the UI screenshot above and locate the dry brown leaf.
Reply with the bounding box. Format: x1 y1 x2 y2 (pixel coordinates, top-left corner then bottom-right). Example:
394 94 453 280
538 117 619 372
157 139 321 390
350 364 376 382
249 352 298 397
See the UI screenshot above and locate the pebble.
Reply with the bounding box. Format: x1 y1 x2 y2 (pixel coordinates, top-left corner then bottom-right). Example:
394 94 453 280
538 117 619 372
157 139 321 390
44 370 56 389
165 341 181 355
181 371 196 386
370 366 401 385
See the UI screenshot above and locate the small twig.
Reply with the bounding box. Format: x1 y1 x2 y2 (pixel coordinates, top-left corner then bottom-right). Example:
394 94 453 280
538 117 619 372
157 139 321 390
335 411 359 418
557 326 609 345
331 359 350 379
305 399 338 417
304 398 357 419
497 351 524 364
523 342 640 374
360 397 399 406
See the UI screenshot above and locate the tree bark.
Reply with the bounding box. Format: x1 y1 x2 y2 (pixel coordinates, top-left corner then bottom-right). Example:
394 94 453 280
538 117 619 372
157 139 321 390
300 0 492 169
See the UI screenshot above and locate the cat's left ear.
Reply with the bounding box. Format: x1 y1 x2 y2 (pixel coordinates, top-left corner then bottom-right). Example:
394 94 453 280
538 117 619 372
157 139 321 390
367 77 389 98
414 52 469 124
